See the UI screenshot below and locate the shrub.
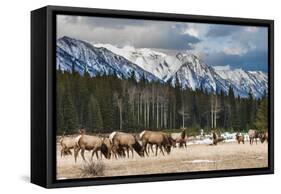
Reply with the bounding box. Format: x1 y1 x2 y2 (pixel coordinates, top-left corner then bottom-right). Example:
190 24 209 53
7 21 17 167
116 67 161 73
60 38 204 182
79 160 105 177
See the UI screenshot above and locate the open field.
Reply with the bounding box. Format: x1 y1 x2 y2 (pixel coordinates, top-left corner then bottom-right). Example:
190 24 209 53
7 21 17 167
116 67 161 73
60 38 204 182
56 141 268 180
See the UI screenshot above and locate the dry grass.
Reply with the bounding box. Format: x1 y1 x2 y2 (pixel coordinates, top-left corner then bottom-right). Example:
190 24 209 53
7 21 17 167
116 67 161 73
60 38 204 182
56 141 268 180
79 160 105 177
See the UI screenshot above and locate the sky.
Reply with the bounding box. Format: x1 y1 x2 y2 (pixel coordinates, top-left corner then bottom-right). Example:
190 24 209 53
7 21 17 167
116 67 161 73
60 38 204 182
57 15 268 72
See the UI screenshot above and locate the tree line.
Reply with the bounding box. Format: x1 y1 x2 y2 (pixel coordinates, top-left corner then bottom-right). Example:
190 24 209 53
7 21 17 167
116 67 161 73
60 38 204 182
56 69 268 135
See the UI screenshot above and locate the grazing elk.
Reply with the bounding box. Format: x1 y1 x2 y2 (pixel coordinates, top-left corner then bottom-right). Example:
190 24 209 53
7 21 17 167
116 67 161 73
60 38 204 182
101 137 112 159
74 130 110 163
147 133 176 153
248 129 260 145
171 129 188 148
212 131 224 145
235 132 245 144
110 132 144 158
260 131 268 143
140 130 174 156
59 132 77 157
109 132 125 158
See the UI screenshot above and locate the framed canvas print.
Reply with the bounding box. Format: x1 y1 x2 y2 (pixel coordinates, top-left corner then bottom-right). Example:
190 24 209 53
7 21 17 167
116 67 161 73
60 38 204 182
31 5 274 188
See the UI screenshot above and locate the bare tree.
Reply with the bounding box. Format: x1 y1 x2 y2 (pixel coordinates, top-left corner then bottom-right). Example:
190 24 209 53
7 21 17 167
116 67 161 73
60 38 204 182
210 94 222 128
114 92 123 130
178 92 190 128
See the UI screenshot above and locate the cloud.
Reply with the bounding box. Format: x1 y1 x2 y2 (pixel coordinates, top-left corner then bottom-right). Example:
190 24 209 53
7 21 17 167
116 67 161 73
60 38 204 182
206 25 240 37
204 50 268 72
213 65 231 71
57 15 201 50
57 15 268 72
222 47 247 55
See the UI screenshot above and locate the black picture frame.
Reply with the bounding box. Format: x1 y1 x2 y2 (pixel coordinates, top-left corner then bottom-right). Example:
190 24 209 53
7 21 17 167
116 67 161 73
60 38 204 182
31 5 274 188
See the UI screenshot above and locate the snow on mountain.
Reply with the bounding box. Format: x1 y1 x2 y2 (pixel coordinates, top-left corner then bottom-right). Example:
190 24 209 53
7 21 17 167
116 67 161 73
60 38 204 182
214 68 268 98
169 54 268 97
169 53 226 92
56 36 160 82
94 43 182 80
56 37 268 98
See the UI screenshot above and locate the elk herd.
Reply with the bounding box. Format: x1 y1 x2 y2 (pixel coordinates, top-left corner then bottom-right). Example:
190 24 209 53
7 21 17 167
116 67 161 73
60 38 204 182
59 128 268 162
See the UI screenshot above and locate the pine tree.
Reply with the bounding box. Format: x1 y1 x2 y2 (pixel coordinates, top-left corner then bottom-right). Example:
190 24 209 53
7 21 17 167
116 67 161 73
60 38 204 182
62 82 78 133
56 73 65 134
254 97 268 130
87 95 103 133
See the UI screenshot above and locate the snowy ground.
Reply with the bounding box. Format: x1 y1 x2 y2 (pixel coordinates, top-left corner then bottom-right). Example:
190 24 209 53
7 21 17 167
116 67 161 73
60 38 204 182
185 132 251 145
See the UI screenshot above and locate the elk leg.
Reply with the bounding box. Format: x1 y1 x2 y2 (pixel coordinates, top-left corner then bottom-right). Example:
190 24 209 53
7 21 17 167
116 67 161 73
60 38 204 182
126 147 130 158
95 150 99 160
66 148 71 155
144 143 149 157
81 148 86 161
112 146 118 159
61 148 64 158
129 145 134 158
159 145 165 156
100 149 103 159
150 144 154 153
155 145 158 156
74 147 80 163
113 149 118 159
91 147 98 160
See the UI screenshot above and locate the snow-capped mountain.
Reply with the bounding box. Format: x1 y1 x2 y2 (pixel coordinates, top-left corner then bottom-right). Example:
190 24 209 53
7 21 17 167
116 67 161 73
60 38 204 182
168 53 229 93
56 36 268 98
214 68 268 98
57 36 159 82
168 54 268 97
94 43 182 80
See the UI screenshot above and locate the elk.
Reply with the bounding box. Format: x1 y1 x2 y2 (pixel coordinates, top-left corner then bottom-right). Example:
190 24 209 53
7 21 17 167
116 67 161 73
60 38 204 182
74 130 110 163
171 129 187 148
248 129 260 145
101 137 112 159
212 131 224 145
235 132 245 144
110 132 144 158
260 131 268 143
139 130 173 156
146 133 176 154
59 132 77 157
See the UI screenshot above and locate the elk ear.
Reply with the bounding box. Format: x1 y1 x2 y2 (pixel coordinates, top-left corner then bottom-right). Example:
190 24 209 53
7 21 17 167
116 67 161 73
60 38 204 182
79 128 86 134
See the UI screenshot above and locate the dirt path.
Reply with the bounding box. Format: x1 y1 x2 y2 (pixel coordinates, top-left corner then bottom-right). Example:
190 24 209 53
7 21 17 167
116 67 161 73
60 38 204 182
56 142 268 180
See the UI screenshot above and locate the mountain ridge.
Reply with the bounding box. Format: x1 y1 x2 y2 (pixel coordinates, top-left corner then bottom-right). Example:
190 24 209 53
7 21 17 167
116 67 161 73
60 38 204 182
57 36 268 98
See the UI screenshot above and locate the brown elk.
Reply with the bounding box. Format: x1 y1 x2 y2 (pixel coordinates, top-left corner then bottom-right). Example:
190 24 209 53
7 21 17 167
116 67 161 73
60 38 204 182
59 132 77 157
172 129 188 148
248 129 260 145
74 130 110 163
110 132 144 158
235 132 245 144
260 131 268 143
146 133 176 154
101 137 112 159
212 131 224 145
139 130 174 156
